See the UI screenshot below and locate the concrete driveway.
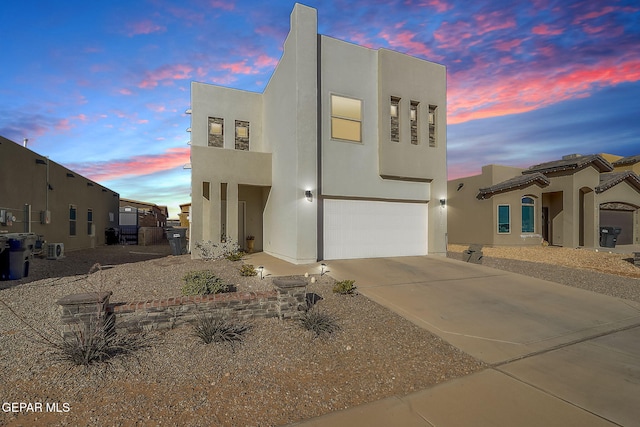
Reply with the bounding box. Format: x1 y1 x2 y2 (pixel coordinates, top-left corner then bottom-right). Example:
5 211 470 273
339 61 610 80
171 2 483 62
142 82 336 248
296 255 640 426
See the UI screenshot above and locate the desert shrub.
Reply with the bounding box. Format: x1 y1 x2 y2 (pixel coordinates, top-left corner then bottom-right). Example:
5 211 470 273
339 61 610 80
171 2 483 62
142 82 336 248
300 308 340 338
55 314 147 367
226 251 246 262
192 314 249 348
332 279 357 295
239 264 257 277
182 270 229 296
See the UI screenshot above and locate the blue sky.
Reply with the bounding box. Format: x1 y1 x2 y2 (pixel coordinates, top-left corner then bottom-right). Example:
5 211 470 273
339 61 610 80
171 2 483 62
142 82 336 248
1 0 639 217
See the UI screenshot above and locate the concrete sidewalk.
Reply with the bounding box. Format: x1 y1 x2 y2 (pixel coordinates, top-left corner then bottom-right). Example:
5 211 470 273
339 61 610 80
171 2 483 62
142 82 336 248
285 255 640 426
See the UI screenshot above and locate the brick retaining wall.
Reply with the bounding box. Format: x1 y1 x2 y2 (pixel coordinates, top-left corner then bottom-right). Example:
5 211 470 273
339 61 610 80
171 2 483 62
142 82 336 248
58 279 308 335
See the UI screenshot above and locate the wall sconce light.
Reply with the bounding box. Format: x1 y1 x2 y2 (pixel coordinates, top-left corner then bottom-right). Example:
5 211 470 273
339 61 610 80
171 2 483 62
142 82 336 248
320 263 327 276
305 190 313 201
439 198 446 208
258 266 264 280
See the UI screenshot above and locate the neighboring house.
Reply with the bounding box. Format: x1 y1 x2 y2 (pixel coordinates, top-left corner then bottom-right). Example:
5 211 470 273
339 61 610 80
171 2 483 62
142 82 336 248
0 136 120 251
447 153 640 248
187 3 447 263
119 198 168 228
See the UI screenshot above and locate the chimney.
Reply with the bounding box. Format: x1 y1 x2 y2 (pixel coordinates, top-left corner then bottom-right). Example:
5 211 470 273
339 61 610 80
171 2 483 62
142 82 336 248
23 138 28 148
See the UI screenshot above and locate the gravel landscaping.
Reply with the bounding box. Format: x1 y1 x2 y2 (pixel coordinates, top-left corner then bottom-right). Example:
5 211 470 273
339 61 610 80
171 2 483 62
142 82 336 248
0 245 483 426
1 243 638 426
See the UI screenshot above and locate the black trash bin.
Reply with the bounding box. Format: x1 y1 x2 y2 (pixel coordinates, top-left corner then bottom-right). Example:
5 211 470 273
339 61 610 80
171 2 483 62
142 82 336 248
599 226 617 248
167 228 187 255
105 227 119 245
7 236 29 280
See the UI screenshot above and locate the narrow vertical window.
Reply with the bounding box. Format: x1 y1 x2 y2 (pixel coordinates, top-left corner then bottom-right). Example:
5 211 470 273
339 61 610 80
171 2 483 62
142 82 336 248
331 95 362 142
410 101 419 145
202 182 210 201
521 197 535 233
235 120 249 150
208 117 224 147
87 209 94 236
69 205 77 236
390 96 400 142
428 105 437 147
497 205 510 234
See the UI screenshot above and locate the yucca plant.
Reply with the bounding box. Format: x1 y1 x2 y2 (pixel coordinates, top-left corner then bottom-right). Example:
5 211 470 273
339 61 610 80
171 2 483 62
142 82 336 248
192 314 249 348
300 308 340 338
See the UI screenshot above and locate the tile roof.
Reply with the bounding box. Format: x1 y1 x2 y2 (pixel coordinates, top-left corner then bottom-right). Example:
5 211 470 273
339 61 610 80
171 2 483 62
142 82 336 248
477 172 550 199
612 154 640 167
595 171 640 194
523 154 613 175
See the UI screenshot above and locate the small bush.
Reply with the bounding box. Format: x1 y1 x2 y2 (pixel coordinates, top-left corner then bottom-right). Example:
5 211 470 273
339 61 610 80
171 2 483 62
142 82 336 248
55 314 147 367
239 264 257 277
192 314 248 348
300 308 340 338
182 270 229 296
226 251 246 262
333 279 357 295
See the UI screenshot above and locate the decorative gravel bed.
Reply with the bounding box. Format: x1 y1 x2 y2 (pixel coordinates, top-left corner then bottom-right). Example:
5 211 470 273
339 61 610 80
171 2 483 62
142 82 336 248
0 245 484 426
448 244 640 302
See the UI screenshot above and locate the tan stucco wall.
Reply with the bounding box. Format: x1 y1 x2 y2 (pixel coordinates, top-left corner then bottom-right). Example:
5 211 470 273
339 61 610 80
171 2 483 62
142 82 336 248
0 137 119 251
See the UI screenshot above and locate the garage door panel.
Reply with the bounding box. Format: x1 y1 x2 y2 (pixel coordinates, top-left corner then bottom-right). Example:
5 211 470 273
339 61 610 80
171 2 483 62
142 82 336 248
323 199 427 260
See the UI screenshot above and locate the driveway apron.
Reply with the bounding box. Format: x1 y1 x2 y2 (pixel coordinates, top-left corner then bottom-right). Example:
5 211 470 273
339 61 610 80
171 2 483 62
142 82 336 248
313 255 640 426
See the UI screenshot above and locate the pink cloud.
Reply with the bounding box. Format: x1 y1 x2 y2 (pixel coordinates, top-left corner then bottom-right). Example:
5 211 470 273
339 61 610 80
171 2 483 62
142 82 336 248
532 24 563 36
138 64 194 89
448 57 640 124
66 147 191 182
379 30 440 59
254 54 278 69
209 0 234 11
412 0 453 13
494 38 524 52
572 6 616 24
146 103 166 113
126 20 166 37
119 88 133 96
218 60 258 75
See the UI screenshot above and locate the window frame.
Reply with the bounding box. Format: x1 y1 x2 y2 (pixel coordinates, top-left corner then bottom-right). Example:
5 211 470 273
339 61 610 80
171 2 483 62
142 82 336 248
87 208 94 236
497 204 511 234
428 104 437 147
390 96 400 143
410 100 419 145
69 205 77 237
521 196 535 233
330 94 363 143
207 117 224 148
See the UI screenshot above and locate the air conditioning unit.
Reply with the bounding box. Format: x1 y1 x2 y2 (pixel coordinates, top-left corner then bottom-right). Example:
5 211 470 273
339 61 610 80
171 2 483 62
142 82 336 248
47 243 64 260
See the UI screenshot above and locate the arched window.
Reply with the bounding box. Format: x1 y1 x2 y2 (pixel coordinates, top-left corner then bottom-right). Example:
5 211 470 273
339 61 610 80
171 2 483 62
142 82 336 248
522 196 535 233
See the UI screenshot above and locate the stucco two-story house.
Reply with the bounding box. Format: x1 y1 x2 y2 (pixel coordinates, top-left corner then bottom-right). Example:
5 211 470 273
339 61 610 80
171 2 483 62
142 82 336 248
447 153 640 248
188 3 447 263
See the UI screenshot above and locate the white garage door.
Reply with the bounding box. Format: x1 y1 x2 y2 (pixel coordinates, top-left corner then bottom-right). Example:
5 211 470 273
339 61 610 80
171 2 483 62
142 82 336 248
323 199 428 260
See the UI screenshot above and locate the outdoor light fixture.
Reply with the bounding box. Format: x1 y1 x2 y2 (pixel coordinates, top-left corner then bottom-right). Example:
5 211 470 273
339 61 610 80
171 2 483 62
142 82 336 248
258 266 264 280
320 263 327 276
305 190 313 201
439 198 446 207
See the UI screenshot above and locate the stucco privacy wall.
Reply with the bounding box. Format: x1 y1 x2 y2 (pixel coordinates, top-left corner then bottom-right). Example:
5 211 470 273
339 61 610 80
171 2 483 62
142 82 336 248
0 137 119 251
262 4 318 264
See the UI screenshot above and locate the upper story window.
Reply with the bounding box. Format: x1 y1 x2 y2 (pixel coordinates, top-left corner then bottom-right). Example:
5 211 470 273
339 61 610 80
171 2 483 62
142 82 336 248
521 197 535 233
331 95 362 143
428 105 437 147
410 101 419 145
390 96 400 143
235 120 249 151
208 117 224 148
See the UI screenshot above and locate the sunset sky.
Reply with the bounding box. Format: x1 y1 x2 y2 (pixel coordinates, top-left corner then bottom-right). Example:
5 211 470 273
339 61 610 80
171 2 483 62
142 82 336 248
1 0 639 217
